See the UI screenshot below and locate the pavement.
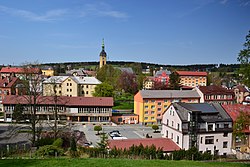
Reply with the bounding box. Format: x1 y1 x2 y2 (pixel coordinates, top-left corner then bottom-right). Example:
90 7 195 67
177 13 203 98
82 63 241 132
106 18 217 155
72 124 163 147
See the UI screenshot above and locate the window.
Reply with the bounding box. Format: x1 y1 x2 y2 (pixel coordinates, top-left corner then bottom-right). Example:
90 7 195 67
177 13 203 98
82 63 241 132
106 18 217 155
86 85 88 88
208 124 214 131
164 105 168 108
86 91 88 94
157 114 161 117
224 124 229 128
166 119 169 126
67 89 69 92
151 111 155 114
151 105 155 109
145 111 148 114
223 142 228 148
70 83 72 86
157 108 161 111
200 137 203 144
145 100 148 103
205 136 214 144
145 106 148 109
171 133 173 139
158 102 161 105
177 123 180 130
177 136 179 144
164 99 168 103
67 83 69 86
172 121 174 127
223 132 228 137
145 117 148 120
166 130 168 138
151 100 155 103
151 117 154 120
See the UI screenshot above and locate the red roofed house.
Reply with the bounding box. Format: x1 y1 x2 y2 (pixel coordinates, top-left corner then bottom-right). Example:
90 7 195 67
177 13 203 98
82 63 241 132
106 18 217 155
222 104 250 153
2 95 113 123
195 85 235 105
176 71 207 88
108 138 180 153
0 66 41 79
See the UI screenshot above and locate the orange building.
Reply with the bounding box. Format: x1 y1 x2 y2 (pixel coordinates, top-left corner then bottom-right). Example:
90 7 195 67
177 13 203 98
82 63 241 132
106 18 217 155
134 90 201 125
111 113 139 124
176 71 207 87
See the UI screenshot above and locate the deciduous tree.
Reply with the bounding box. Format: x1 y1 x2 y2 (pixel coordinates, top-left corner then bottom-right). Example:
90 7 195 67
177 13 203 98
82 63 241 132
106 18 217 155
93 82 114 97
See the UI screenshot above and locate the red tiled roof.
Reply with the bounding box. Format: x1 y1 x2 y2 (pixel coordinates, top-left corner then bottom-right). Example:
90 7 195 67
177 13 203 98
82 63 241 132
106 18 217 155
0 67 40 74
108 138 180 152
2 95 114 107
0 77 19 88
176 71 207 76
222 104 250 121
199 85 234 95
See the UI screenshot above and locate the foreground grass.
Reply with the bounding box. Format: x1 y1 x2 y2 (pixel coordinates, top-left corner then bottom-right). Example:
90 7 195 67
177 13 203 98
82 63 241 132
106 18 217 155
0 158 248 167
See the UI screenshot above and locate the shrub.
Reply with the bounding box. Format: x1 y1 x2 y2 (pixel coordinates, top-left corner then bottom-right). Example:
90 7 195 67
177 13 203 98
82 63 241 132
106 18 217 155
53 138 63 148
36 145 64 157
94 125 102 135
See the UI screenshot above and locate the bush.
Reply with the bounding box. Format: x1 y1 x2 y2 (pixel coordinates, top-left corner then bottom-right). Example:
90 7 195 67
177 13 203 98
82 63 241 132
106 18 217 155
53 138 63 148
36 138 54 147
36 145 64 157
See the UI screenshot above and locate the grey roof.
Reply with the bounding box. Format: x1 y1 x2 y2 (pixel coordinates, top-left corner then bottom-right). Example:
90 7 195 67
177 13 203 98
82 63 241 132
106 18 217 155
43 76 101 85
139 90 200 99
155 70 171 77
117 67 134 74
66 69 87 76
172 102 232 122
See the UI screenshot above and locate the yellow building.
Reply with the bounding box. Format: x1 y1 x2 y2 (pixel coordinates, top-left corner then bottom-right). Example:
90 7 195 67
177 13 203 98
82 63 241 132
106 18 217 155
99 39 107 69
43 76 101 97
41 66 54 77
176 71 207 87
134 90 201 125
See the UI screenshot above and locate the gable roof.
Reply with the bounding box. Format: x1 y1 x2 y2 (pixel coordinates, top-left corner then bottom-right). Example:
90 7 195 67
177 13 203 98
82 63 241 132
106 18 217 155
108 138 180 152
176 71 207 76
171 102 232 122
139 90 200 99
222 104 250 121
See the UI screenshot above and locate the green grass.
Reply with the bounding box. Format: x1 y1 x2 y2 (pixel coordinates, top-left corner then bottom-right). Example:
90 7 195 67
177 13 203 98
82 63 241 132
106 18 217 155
0 158 248 167
113 102 134 110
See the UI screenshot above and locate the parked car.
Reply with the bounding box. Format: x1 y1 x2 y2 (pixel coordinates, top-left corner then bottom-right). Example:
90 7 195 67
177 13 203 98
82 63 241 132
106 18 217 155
109 130 121 138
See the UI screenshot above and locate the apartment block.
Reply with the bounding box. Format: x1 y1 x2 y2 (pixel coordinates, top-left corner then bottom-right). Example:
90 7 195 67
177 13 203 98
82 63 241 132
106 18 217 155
134 89 201 125
177 71 207 87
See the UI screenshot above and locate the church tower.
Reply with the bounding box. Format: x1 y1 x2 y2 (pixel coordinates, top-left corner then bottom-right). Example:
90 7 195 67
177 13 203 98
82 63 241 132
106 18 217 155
99 39 107 69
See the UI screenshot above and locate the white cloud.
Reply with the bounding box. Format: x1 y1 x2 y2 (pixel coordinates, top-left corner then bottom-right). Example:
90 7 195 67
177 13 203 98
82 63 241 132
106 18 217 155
0 5 68 21
80 3 128 19
220 0 228 5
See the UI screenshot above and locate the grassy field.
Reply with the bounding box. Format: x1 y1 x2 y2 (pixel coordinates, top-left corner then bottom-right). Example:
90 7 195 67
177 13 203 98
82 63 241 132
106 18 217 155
0 158 248 167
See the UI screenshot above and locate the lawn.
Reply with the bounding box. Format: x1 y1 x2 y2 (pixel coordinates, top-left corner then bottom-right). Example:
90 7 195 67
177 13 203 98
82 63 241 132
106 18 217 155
0 158 248 167
112 101 134 110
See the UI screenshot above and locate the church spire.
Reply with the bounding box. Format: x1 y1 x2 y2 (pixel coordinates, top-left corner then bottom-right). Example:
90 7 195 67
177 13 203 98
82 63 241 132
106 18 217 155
102 38 105 51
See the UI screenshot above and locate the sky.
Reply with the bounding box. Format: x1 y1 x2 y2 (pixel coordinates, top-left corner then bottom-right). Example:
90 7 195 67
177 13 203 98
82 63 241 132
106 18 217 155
0 0 250 66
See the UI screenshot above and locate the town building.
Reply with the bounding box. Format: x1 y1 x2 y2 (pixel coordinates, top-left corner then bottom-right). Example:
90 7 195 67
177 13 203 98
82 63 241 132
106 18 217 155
41 66 54 77
195 85 235 105
108 138 180 153
42 76 101 97
154 70 171 87
111 113 139 124
143 76 154 90
233 85 250 104
0 66 41 79
2 95 113 123
161 102 233 155
99 39 107 69
134 89 201 125
176 71 207 87
222 104 250 153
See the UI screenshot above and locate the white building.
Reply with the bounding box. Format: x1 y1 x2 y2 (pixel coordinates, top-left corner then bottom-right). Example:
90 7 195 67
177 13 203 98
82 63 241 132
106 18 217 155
162 102 233 156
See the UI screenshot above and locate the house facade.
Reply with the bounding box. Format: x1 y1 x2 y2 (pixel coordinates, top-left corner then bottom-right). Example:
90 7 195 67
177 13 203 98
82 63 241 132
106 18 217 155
176 71 207 87
233 85 250 104
196 85 235 105
42 76 101 97
154 70 171 87
222 104 250 153
134 90 201 125
0 67 40 79
2 95 113 123
162 102 233 155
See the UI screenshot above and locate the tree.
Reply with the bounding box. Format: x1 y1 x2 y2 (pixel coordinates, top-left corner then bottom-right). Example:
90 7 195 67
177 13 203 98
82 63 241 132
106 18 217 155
93 82 114 97
169 71 180 90
233 111 250 141
96 65 121 88
94 125 102 135
152 125 159 133
12 103 24 123
237 30 250 87
97 133 108 157
117 71 138 94
152 80 169 90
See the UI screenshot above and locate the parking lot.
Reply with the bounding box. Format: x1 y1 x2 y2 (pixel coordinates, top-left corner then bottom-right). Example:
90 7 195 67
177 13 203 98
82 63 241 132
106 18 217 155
72 124 163 147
